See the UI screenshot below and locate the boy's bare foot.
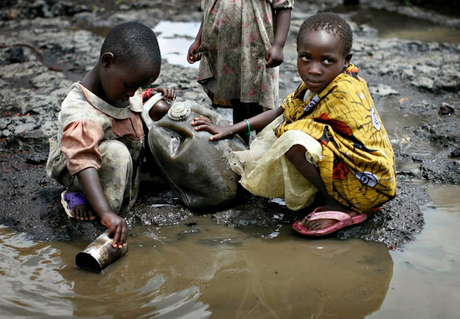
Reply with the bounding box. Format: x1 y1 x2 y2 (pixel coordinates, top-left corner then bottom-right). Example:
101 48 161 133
71 203 97 221
61 190 96 221
299 205 358 231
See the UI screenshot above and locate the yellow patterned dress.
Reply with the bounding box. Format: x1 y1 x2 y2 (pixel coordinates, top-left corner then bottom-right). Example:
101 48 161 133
275 64 396 214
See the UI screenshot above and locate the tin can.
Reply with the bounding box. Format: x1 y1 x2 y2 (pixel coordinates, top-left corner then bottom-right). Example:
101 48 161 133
75 231 128 273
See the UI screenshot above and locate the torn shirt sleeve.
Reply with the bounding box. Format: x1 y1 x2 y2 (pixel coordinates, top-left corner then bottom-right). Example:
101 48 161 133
61 119 104 175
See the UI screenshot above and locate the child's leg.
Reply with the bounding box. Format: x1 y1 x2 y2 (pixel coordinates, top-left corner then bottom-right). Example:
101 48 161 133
72 140 137 215
231 100 263 144
285 144 358 230
95 140 137 213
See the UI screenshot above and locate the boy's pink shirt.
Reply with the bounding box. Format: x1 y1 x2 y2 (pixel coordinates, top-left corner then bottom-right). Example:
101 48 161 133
59 83 144 175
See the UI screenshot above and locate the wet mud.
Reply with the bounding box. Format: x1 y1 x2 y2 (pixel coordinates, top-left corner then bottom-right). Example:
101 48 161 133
0 0 459 249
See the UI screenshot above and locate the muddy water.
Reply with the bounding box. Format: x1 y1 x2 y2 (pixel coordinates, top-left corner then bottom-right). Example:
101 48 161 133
0 221 394 318
369 185 460 319
1 184 459 318
340 7 460 44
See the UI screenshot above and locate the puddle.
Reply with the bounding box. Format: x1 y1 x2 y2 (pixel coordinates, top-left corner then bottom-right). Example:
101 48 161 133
1 184 459 317
342 7 460 44
153 21 201 69
0 221 392 318
369 184 460 319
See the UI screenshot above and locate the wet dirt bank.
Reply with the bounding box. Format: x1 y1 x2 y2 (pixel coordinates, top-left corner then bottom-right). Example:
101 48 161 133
0 0 459 249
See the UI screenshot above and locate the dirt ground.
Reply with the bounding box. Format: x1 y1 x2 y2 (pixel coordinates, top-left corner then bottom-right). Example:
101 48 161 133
0 0 459 248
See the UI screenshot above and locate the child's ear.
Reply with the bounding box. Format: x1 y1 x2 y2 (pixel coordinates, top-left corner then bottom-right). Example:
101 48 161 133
101 52 115 69
344 53 352 68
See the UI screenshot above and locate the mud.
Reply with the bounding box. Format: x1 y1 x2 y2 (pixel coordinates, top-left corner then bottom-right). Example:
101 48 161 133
0 0 459 249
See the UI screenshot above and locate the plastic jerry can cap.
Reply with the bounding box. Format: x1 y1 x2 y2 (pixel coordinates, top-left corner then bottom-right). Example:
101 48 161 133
168 102 191 121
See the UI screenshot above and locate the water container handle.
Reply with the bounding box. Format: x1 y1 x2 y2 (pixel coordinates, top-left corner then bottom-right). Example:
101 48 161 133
142 93 164 129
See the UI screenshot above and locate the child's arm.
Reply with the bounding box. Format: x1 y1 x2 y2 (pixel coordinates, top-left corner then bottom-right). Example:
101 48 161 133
77 167 128 249
265 8 292 68
187 17 204 64
192 106 284 141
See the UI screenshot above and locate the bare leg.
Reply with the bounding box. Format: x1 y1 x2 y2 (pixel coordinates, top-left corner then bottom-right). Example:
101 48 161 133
285 144 357 230
231 99 263 144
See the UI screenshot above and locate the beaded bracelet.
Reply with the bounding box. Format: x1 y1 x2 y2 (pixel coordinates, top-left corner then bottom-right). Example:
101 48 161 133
244 119 251 136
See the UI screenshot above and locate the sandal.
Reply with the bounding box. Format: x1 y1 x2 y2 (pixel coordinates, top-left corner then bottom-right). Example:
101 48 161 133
60 191 89 218
292 206 368 236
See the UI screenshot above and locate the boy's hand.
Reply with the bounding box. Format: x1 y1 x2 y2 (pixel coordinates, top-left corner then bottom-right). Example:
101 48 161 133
191 115 233 141
100 212 128 249
265 44 284 68
152 86 177 101
142 87 176 102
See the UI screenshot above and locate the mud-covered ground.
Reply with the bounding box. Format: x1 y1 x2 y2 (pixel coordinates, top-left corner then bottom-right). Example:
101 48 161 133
0 0 459 248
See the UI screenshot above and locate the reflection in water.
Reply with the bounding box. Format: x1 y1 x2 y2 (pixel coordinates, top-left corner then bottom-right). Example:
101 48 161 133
201 235 392 318
0 220 393 318
370 185 460 319
0 228 74 317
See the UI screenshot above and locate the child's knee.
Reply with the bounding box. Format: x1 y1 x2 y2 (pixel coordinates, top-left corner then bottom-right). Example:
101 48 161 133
285 144 307 162
100 140 132 166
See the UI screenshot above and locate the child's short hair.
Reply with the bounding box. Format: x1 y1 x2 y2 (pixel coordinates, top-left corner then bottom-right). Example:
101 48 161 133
297 13 353 56
101 21 161 69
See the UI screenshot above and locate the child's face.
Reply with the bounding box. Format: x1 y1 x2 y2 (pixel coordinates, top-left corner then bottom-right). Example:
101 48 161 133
100 56 160 106
297 29 351 93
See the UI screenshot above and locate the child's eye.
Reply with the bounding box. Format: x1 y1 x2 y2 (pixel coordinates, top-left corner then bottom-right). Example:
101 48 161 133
301 55 311 62
323 58 335 65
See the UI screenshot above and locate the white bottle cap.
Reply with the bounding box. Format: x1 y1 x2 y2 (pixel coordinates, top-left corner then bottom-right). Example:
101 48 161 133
168 102 191 121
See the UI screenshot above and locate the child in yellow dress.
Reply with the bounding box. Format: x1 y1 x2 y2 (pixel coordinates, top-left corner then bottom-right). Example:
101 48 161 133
192 13 396 236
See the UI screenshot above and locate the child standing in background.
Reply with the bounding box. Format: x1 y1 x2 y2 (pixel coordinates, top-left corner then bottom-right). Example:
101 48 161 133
192 13 396 236
47 22 176 248
187 0 293 144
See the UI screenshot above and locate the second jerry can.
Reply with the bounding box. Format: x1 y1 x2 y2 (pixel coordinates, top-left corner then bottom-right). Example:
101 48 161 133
147 101 248 208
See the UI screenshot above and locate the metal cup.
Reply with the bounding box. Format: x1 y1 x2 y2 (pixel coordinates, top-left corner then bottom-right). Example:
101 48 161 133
75 231 128 273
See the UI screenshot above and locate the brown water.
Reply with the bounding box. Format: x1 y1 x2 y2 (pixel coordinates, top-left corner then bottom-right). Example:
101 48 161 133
1 184 459 318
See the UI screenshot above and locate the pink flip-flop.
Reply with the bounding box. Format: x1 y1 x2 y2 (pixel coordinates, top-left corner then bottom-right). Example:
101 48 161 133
292 207 368 236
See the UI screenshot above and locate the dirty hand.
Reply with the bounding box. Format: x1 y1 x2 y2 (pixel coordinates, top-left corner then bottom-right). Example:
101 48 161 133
187 40 202 64
265 44 284 68
191 115 232 141
142 87 176 102
100 212 128 249
152 86 177 101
